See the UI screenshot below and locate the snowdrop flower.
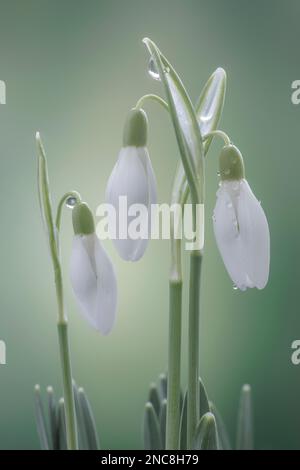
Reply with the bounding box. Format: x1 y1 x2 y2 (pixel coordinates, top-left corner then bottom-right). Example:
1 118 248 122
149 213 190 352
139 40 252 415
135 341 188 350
213 144 270 291
105 108 157 261
70 202 117 334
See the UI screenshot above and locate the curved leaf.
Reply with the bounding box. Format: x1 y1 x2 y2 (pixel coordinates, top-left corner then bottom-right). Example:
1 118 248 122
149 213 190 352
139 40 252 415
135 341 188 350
143 37 204 203
199 378 210 418
172 67 227 207
209 401 231 450
193 412 219 450
143 402 162 450
148 383 161 418
78 387 100 450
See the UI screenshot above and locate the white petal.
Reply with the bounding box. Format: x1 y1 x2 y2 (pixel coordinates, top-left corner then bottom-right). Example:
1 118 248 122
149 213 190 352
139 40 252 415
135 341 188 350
70 234 117 334
105 146 157 261
213 179 270 290
237 180 270 289
213 182 249 290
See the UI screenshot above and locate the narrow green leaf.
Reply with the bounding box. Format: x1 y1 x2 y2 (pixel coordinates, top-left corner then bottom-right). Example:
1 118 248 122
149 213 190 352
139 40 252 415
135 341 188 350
193 412 219 450
199 378 210 418
209 401 231 450
34 385 50 450
143 38 204 203
172 67 227 207
57 398 67 450
72 382 88 450
236 384 253 450
159 399 167 449
158 373 168 402
179 390 187 450
78 387 100 450
143 402 163 450
148 383 161 418
47 386 58 450
36 132 56 244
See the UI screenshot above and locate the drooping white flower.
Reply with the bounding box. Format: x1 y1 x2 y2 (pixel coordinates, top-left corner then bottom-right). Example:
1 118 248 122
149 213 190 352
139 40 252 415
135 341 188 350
213 145 270 291
70 202 117 334
105 108 157 261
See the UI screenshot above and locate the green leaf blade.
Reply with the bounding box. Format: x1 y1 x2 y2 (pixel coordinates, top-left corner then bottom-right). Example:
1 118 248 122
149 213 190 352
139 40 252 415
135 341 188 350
193 412 219 450
236 384 254 450
78 387 100 450
34 385 50 450
143 37 204 203
143 402 163 450
209 401 231 450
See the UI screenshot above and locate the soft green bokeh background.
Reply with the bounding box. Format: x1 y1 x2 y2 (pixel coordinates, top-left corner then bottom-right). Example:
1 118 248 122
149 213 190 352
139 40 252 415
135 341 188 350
0 0 299 450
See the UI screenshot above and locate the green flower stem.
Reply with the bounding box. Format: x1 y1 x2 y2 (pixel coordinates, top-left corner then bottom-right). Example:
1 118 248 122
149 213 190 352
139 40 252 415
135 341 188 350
36 133 78 450
187 250 203 449
56 191 82 232
166 279 182 449
203 129 231 146
57 322 78 450
55 198 80 451
136 94 169 112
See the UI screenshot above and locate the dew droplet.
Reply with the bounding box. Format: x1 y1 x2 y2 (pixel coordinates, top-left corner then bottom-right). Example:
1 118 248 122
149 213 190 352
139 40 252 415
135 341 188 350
233 284 238 290
148 57 160 81
227 202 233 209
66 196 77 208
217 171 220 177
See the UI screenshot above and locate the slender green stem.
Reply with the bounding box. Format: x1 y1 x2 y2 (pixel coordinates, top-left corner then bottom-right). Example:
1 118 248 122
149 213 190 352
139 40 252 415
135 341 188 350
57 322 78 450
36 133 78 450
55 192 82 450
136 94 169 112
187 251 202 449
203 130 231 146
166 280 182 449
56 191 82 232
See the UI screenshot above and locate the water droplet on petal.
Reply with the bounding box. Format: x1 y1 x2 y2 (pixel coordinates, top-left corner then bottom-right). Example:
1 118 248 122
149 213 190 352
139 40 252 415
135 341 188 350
148 57 161 81
66 196 77 208
227 202 233 209
233 284 238 290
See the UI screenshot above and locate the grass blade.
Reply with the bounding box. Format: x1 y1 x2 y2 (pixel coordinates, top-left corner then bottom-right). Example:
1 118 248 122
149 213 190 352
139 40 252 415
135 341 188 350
78 387 100 450
193 412 219 450
159 399 167 449
236 384 253 450
143 402 162 450
199 378 210 418
209 401 231 450
179 390 187 450
47 386 58 450
34 385 50 450
57 398 67 450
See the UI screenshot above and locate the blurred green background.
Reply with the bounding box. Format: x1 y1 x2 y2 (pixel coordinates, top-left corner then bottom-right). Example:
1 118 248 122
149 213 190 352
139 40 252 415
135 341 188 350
0 0 299 450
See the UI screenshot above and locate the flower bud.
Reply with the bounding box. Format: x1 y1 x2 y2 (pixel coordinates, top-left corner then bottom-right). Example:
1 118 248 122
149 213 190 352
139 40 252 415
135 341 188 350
219 144 245 181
